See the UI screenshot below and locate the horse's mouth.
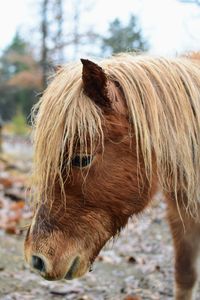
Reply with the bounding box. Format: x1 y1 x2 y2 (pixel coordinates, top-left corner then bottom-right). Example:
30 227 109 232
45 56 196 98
89 264 93 272
65 257 94 280
65 256 80 280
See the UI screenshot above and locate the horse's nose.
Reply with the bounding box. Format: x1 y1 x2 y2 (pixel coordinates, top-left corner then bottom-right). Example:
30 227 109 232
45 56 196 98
32 255 46 273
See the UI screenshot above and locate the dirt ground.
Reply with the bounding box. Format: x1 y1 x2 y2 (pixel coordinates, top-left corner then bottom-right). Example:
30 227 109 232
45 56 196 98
0 137 200 300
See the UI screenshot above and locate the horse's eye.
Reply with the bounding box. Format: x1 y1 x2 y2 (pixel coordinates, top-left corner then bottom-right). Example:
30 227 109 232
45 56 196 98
72 155 92 168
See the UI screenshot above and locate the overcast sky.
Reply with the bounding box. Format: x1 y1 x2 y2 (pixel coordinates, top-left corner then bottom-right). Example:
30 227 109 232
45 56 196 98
0 0 200 56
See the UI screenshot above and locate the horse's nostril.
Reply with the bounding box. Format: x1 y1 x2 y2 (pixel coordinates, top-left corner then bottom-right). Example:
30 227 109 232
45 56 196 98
32 255 45 273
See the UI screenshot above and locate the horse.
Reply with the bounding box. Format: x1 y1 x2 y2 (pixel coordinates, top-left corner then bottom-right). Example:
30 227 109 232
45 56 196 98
24 53 200 300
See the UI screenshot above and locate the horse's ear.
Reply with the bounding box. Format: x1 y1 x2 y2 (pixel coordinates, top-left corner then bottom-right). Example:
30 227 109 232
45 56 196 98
81 59 111 110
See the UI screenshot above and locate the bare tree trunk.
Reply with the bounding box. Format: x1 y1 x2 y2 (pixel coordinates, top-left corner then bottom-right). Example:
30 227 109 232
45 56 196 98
38 0 96 69
73 0 80 60
53 0 64 63
41 0 49 88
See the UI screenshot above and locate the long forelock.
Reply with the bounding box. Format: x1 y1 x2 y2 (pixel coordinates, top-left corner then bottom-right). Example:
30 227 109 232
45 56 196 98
32 62 104 206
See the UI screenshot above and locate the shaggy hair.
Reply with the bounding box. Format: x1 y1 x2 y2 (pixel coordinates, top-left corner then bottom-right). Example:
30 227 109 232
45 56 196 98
32 53 200 218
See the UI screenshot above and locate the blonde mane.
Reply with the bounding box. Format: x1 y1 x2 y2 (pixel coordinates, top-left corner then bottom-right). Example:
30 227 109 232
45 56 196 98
32 54 200 218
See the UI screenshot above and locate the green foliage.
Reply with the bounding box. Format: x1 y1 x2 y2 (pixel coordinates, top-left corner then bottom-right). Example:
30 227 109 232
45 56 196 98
1 32 28 81
11 111 29 135
102 15 149 55
0 88 18 120
0 32 40 123
6 31 27 55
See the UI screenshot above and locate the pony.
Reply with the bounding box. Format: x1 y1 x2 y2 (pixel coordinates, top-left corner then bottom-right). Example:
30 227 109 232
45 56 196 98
24 53 200 300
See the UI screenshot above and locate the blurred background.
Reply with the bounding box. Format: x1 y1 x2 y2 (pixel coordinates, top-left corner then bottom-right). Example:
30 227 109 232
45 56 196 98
0 0 200 128
0 1 200 299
